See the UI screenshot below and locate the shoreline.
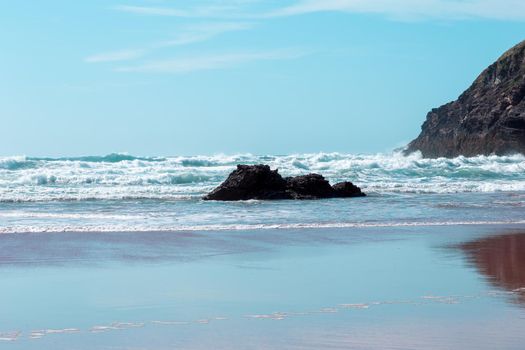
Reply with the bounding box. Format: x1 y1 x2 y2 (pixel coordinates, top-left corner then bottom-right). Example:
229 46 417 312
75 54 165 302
2 219 525 235
1 223 525 265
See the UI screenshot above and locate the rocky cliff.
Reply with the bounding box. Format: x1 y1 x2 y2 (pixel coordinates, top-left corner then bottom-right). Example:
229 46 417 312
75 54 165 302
406 40 525 158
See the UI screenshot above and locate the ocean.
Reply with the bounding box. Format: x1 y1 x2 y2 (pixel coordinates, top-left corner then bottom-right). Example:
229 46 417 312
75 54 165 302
2 151 525 349
1 151 525 233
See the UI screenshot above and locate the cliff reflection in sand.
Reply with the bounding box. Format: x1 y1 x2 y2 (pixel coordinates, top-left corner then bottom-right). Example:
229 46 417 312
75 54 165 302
461 232 525 305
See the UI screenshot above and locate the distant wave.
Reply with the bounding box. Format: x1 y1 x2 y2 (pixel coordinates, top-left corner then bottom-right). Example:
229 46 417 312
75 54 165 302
0 156 36 171
1 152 525 202
29 153 166 163
0 153 165 171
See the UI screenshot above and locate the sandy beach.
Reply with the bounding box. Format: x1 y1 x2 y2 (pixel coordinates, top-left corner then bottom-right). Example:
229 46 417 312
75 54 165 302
1 224 524 349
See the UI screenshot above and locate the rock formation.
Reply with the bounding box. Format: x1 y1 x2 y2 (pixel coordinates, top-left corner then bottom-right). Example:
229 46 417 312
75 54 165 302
203 164 365 201
406 40 525 158
332 181 366 198
285 174 335 199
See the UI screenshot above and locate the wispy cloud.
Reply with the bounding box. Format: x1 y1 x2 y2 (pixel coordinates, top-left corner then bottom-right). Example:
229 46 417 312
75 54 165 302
265 0 525 21
114 5 192 17
93 0 525 72
84 49 146 63
115 0 525 21
116 48 310 73
85 21 252 63
113 2 255 19
155 22 253 47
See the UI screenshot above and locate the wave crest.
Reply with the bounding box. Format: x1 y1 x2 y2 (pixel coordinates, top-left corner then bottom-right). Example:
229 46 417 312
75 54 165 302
2 219 525 234
1 152 525 202
29 153 165 163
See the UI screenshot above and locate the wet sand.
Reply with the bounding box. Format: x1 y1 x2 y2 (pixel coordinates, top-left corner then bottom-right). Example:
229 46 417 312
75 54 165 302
461 232 525 305
1 224 525 349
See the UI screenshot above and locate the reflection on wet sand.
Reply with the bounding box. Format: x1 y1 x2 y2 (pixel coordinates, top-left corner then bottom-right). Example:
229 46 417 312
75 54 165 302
461 232 525 304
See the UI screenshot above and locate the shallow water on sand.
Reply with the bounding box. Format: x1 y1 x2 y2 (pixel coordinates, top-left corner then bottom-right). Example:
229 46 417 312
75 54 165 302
1 225 524 349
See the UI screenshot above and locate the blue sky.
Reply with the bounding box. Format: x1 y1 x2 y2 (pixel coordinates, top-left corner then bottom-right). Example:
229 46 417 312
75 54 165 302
1 0 524 156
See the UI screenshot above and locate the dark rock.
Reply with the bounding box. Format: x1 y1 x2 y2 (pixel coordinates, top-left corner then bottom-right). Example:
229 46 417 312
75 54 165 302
203 165 365 201
332 181 366 197
203 164 290 201
405 39 525 158
285 174 335 199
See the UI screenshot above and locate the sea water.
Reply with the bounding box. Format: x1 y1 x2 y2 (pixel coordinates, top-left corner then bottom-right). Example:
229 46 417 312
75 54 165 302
2 152 525 349
1 151 525 233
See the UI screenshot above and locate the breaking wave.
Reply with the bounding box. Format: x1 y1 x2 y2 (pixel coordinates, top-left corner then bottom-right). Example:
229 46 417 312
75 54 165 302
30 153 166 163
2 219 525 234
1 152 525 202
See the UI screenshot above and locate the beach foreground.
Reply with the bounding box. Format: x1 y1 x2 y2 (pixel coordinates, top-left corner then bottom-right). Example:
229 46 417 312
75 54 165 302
1 224 525 349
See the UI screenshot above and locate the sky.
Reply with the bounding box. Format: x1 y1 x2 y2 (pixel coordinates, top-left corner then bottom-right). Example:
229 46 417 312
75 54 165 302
1 0 525 157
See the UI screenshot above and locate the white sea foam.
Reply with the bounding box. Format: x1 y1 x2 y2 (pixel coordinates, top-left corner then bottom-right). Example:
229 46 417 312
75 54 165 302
0 211 142 220
45 328 80 334
1 152 524 233
1 152 525 202
89 322 143 333
1 219 524 234
11 290 519 344
0 331 21 341
339 303 369 309
151 320 190 325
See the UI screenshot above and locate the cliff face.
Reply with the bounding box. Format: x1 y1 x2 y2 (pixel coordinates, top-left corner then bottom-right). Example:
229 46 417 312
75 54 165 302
406 40 525 158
